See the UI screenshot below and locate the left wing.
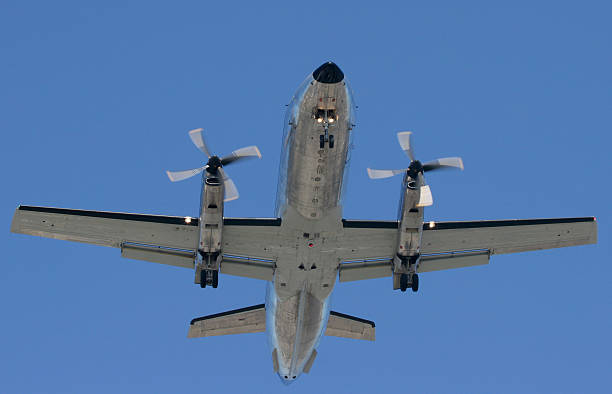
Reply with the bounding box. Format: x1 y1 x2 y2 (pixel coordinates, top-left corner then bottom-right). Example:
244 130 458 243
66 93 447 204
337 217 597 282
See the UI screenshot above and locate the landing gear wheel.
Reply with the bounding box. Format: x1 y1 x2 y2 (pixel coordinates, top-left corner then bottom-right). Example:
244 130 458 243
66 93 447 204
319 135 325 149
400 273 408 292
329 135 335 149
212 270 219 288
199 270 206 288
411 273 419 292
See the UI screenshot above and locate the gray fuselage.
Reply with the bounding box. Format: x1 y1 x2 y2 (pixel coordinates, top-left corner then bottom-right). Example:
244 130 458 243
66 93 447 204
265 63 355 383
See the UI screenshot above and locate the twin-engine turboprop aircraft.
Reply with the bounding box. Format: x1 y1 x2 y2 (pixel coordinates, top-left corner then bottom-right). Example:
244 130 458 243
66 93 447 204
10 62 597 383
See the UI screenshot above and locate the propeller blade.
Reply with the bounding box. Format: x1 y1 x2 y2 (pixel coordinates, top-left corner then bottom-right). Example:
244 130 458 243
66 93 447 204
416 184 433 207
367 168 408 179
188 128 211 157
166 165 207 182
397 131 415 161
422 157 464 172
218 167 239 202
220 145 262 166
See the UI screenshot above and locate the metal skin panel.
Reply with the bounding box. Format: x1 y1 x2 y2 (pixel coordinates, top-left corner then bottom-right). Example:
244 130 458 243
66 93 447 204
221 222 282 261
302 349 317 373
333 218 596 264
220 258 275 281
325 311 375 341
338 260 392 282
121 243 195 269
337 251 490 281
336 226 397 261
418 251 490 272
421 219 597 255
266 72 356 383
11 206 198 250
188 304 266 338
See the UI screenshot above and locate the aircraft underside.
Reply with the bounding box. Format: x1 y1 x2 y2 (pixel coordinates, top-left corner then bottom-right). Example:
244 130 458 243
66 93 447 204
9 61 597 384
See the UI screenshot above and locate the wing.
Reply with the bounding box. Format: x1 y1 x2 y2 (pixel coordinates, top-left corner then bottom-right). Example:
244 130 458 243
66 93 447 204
337 217 597 282
10 205 281 278
11 205 199 268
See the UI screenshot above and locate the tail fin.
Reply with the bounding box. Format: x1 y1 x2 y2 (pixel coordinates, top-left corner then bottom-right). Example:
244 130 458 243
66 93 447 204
325 311 375 341
188 304 265 338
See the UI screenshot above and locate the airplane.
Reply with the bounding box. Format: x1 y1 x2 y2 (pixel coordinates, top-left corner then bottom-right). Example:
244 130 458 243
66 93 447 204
10 61 597 384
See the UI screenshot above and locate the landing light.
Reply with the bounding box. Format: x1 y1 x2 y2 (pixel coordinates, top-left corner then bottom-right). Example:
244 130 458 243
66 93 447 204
328 117 334 123
429 221 435 228
317 118 323 123
185 216 192 224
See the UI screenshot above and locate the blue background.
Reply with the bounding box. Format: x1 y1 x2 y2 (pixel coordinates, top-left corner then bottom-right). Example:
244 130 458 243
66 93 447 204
1 1 610 393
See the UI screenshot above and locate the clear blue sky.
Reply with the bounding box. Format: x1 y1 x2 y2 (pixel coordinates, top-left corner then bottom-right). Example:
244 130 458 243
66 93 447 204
1 1 610 393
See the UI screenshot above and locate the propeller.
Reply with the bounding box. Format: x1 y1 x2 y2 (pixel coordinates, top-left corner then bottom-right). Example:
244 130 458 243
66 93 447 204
367 131 463 207
166 128 261 202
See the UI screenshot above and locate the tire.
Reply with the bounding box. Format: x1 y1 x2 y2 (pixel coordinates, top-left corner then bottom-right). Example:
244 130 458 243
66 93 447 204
212 270 219 288
411 273 419 292
400 273 408 292
199 270 206 288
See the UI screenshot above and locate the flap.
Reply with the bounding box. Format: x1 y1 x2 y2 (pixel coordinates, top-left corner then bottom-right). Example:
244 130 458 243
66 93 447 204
220 257 275 281
121 242 195 269
338 250 491 282
338 260 392 282
188 304 266 338
325 311 375 341
419 250 489 272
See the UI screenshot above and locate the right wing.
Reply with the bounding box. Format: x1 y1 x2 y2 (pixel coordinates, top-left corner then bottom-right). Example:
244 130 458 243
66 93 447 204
11 205 199 268
337 217 597 282
188 304 266 338
10 205 281 279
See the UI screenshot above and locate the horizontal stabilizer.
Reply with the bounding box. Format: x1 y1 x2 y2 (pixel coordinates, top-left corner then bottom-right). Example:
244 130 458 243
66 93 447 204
325 311 375 341
188 304 265 338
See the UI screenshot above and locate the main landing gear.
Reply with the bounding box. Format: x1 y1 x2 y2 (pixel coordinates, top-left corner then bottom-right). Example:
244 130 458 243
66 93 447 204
199 269 219 289
320 134 334 149
399 273 419 293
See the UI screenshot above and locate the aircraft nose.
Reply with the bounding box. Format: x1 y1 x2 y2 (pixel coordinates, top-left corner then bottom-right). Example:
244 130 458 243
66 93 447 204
312 61 344 84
